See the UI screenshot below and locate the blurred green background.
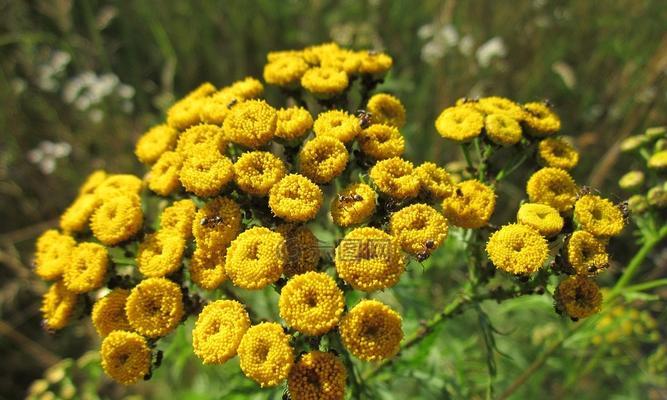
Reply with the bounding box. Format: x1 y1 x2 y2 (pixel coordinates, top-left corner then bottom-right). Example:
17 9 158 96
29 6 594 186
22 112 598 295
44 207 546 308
1 0 667 399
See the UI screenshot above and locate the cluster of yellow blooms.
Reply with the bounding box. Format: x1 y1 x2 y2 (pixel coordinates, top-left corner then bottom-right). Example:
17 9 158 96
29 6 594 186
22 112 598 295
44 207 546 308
33 42 628 397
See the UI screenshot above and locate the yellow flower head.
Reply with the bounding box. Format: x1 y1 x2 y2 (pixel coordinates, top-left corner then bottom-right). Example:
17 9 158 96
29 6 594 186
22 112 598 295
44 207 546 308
648 150 667 169
358 124 405 160
279 272 344 336
275 107 314 141
538 138 579 170
41 281 77 331
320 49 362 75
330 183 377 227
59 193 100 233
339 299 403 361
484 114 522 146
358 51 393 75
179 146 234 197
148 151 183 196
175 124 227 156
415 162 454 199
63 242 109 293
474 97 523 119
619 135 646 152
90 194 143 246
627 194 649 214
299 136 349 184
238 322 295 387
159 199 197 239
269 174 323 222
526 168 578 213
190 247 227 290
224 77 264 99
335 227 405 292
486 224 549 275
192 300 250 365
390 204 448 255
618 170 644 190
79 170 107 195
125 277 184 338
34 230 76 281
223 99 277 148
100 331 151 385
192 197 242 252
263 55 309 87
302 43 341 65
435 105 484 142
313 110 361 143
301 67 349 97
288 351 347 400
225 227 286 290
574 194 624 237
647 185 667 207
516 203 564 237
137 232 185 278
555 276 602 319
367 93 406 128
566 231 609 275
369 157 421 199
92 289 132 337
135 124 179 165
94 174 143 198
522 102 561 135
442 180 496 229
198 91 241 125
234 151 287 196
267 49 304 63
166 82 216 131
275 224 320 277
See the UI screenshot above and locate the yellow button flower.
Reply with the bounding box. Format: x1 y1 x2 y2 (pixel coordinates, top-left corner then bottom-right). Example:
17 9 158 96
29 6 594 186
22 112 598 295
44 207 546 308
136 232 185 278
263 55 309 87
225 227 286 289
148 151 183 196
223 99 277 148
476 96 524 120
566 231 609 275
63 242 109 293
442 179 496 229
100 330 152 385
275 107 314 141
618 170 644 190
299 136 349 184
369 157 421 199
233 151 287 196
34 230 76 281
59 193 99 233
320 49 362 75
516 203 564 237
313 110 361 143
486 224 548 275
330 183 377 227
90 193 143 246
648 150 667 169
574 194 624 237
192 197 242 252
288 351 347 400
538 138 579 170
269 174 323 222
192 300 250 365
275 224 320 277
166 82 216 131
159 199 197 239
175 124 227 156
78 170 107 195
223 77 264 99
526 168 578 213
94 174 143 198
358 51 393 75
367 93 406 128
189 247 227 290
301 67 349 98
134 124 179 165
358 124 405 160
435 105 484 142
279 272 344 336
125 277 184 338
415 162 454 199
179 146 234 197
390 204 448 255
41 281 77 331
302 43 341 65
339 299 403 361
92 289 132 337
522 102 561 135
484 114 522 146
238 322 294 387
199 91 241 125
555 276 602 319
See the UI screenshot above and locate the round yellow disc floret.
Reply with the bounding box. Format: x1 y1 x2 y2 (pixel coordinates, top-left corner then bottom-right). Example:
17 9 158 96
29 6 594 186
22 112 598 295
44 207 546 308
275 224 320 277
189 247 227 290
330 183 377 227
136 232 185 278
288 351 347 400
179 147 234 197
148 151 183 196
390 204 448 255
269 174 323 222
618 170 644 190
313 110 360 143
516 203 564 237
526 168 578 213
192 300 251 365
125 277 184 338
225 227 286 290
574 195 625 237
435 105 484 142
442 180 496 229
275 107 314 141
335 227 405 292
279 272 344 336
415 162 454 199
320 49 362 75
237 322 295 387
159 199 196 239
59 193 100 233
100 330 151 385
78 170 107 195
538 138 579 170
94 174 143 198
369 157 421 199
92 289 132 337
358 124 405 160
192 197 242 252
358 51 393 75
648 150 667 169
234 151 287 196
484 114 522 146
175 124 226 156
339 300 403 361
301 67 349 98
367 93 406 128
41 281 77 331
476 97 524 120
263 55 309 87
90 194 143 245
224 77 264 99
522 102 561 135
555 276 602 319
223 99 277 148
166 82 216 131
299 136 349 184
63 242 109 293
198 91 240 125
135 124 179 165
34 230 76 281
566 231 609 275
486 224 549 275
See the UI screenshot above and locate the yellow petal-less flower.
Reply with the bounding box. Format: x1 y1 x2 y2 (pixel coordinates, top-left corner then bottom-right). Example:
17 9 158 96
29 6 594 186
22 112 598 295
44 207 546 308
320 49 362 75
166 82 216 131
269 174 323 222
358 124 405 160
335 227 405 292
90 194 143 246
526 168 578 213
275 107 314 141
442 180 496 229
237 322 294 387
59 193 99 233
92 289 132 337
41 281 77 331
192 300 250 365
475 96 524 120
189 247 227 290
175 124 227 156
369 157 421 199
486 224 549 275
275 224 320 277
301 67 349 98
100 331 151 385
94 174 143 198
199 91 241 125
367 93 406 128
358 51 393 75
538 138 579 170
415 162 454 199
148 151 183 196
125 277 184 338
555 276 602 319
313 110 361 143
263 55 309 87
330 183 377 227
574 195 624 237
522 102 561 135
136 232 185 278
159 199 197 239
435 105 484 142
299 136 349 184
618 170 644 190
648 150 667 169
34 230 76 281
339 300 403 361
223 77 264 99
279 272 344 336
225 227 286 290
78 170 107 195
484 114 522 146
516 203 564 237
390 204 448 255
63 242 109 293
234 151 287 196
134 124 179 165
223 99 277 149
192 197 242 252
566 231 609 275
288 351 347 400
179 146 234 197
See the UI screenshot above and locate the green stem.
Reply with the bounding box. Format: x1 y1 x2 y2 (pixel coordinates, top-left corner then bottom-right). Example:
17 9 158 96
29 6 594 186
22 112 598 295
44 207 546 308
473 139 486 181
623 278 667 293
495 151 530 182
610 225 667 296
461 144 475 173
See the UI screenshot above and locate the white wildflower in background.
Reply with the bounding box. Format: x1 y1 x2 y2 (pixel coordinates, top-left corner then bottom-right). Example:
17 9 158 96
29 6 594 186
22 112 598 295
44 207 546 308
475 37 507 68
440 24 459 47
62 71 135 122
551 61 576 89
27 141 71 175
417 24 435 40
36 50 71 92
459 35 475 56
419 23 463 65
10 78 27 95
